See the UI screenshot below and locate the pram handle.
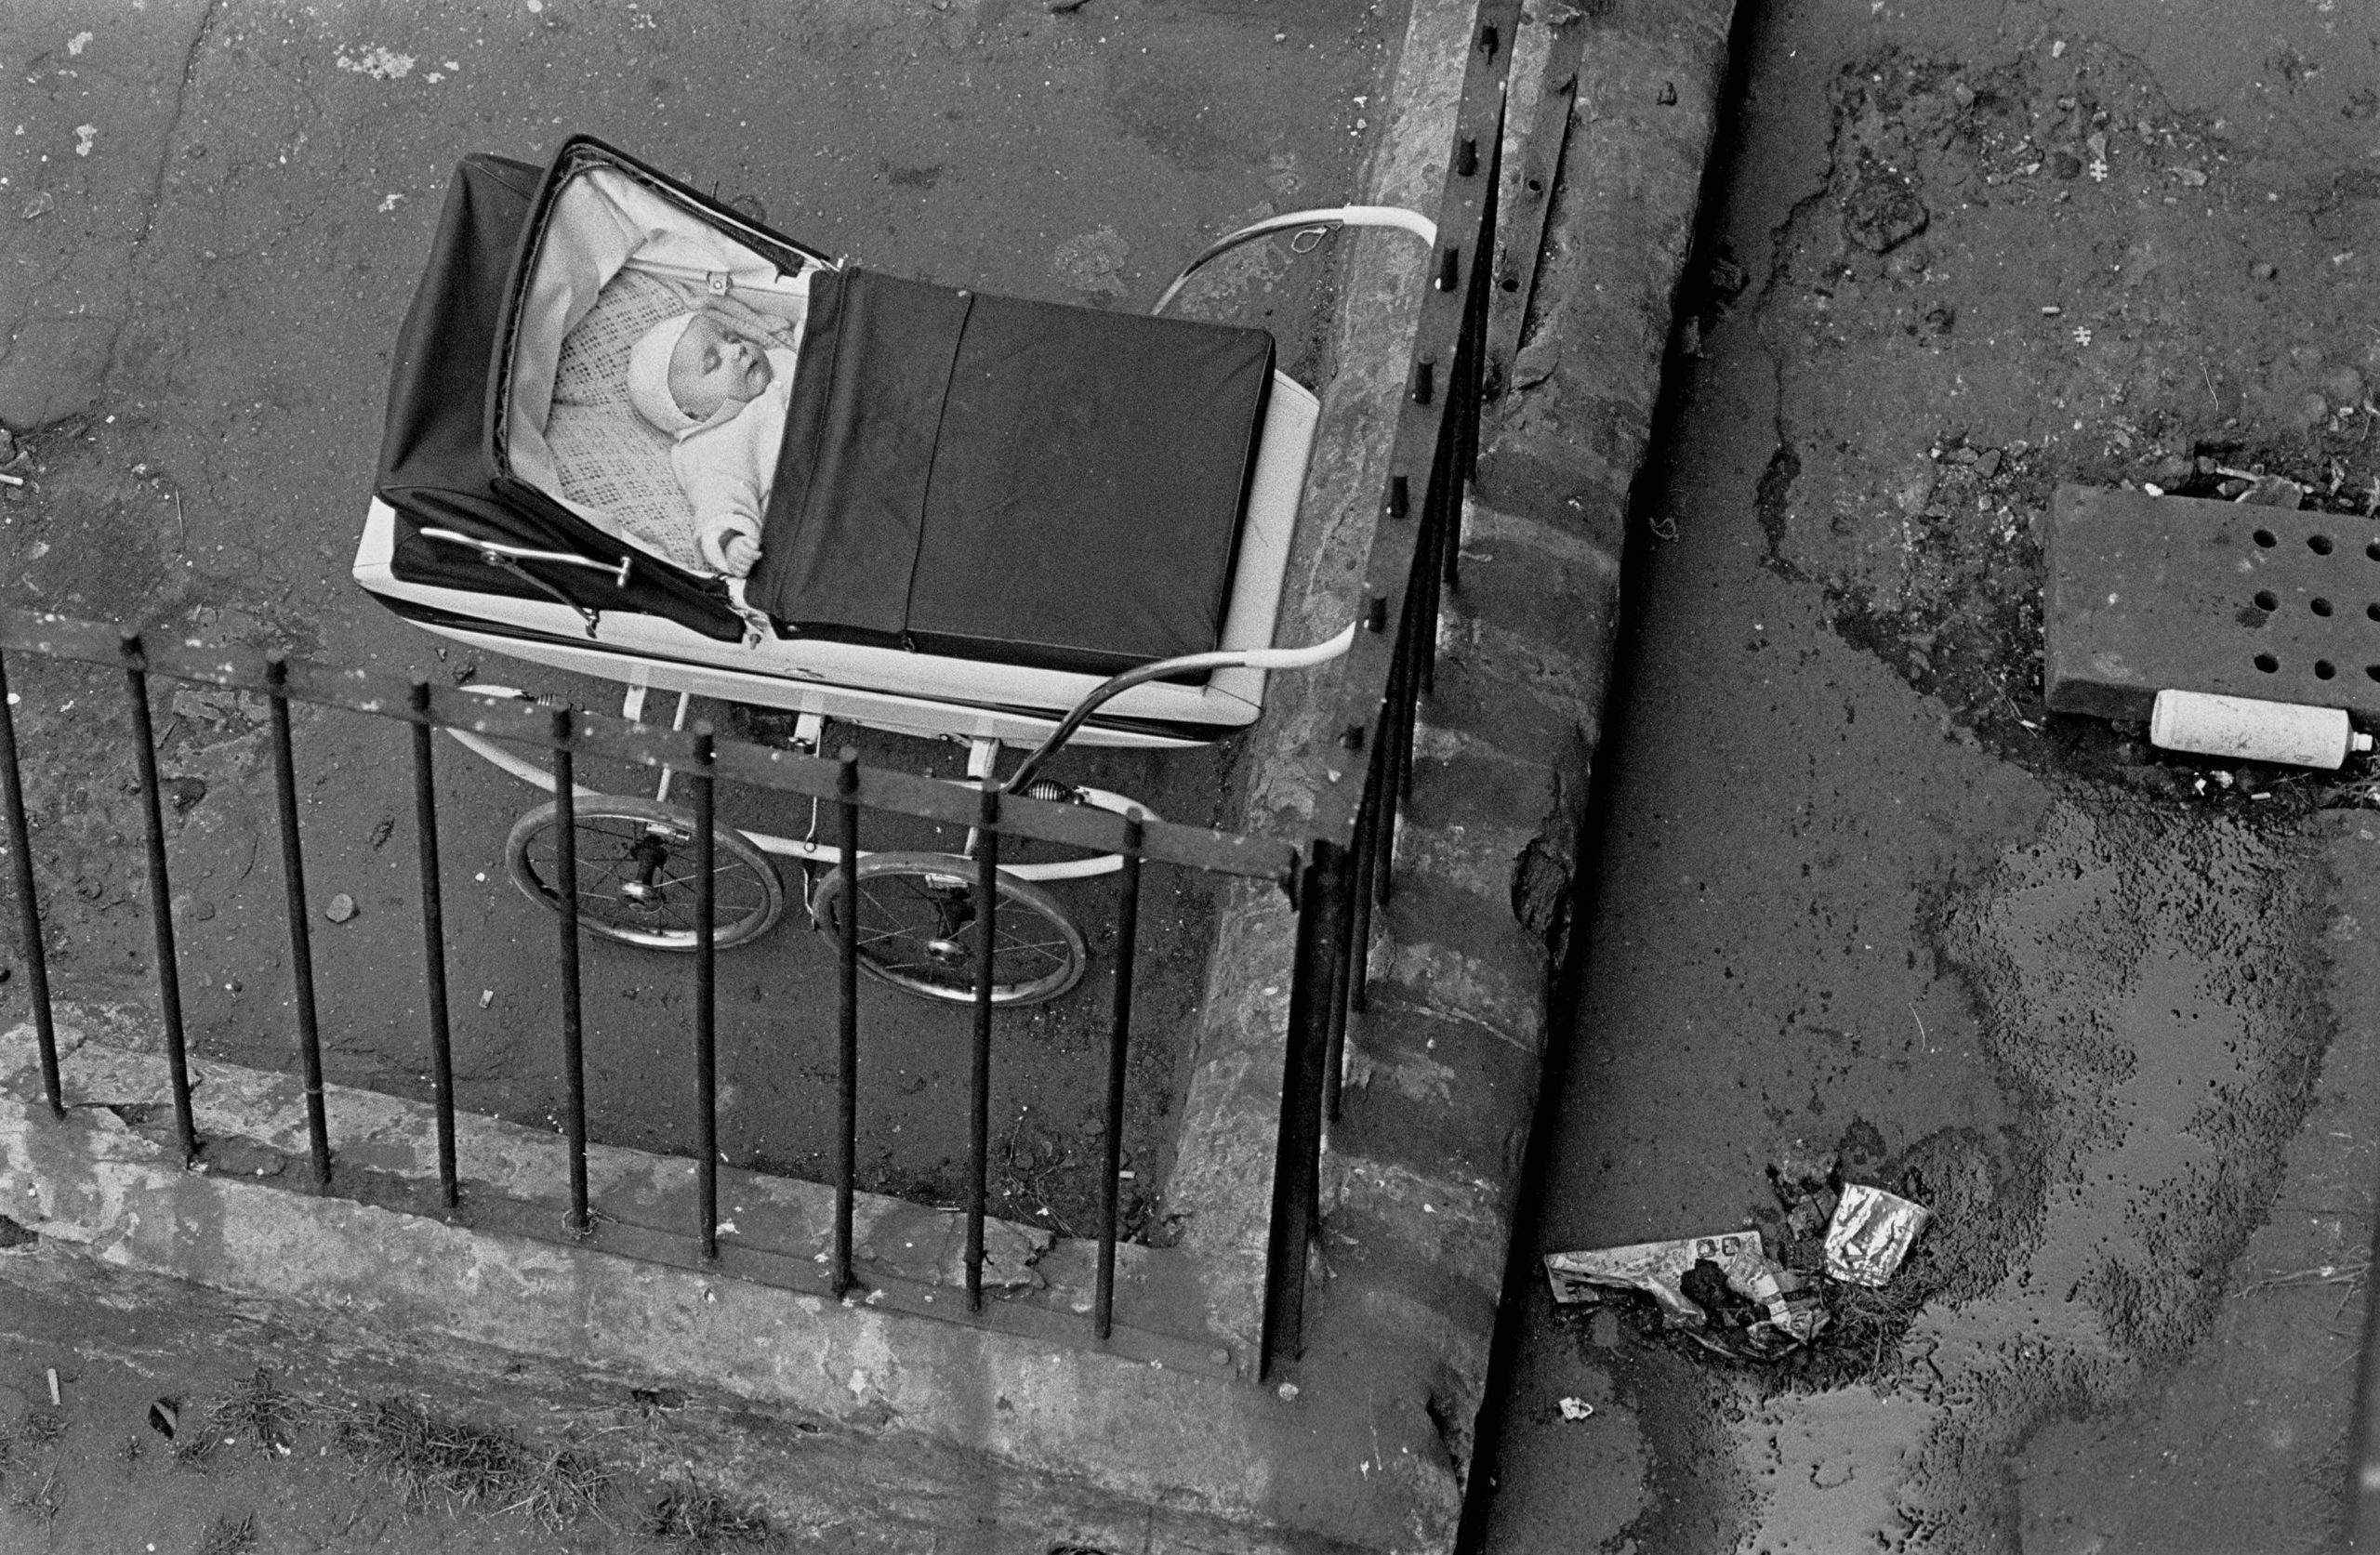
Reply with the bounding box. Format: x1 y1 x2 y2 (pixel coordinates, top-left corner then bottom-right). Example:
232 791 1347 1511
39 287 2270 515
417 528 635 588
1152 207 1437 317
1001 623 1359 796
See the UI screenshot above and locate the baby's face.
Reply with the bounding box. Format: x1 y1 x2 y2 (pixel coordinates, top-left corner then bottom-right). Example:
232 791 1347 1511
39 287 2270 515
668 315 772 422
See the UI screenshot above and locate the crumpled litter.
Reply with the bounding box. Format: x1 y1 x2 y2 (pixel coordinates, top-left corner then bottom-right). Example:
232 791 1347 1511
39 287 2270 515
1544 1229 1831 1359
1823 1182 1932 1286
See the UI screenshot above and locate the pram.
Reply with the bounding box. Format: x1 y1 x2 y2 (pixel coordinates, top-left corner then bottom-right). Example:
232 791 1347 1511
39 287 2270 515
354 138 1428 1004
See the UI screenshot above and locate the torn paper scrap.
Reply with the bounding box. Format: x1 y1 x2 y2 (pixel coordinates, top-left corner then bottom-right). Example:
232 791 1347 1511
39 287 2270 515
1544 1231 1768 1324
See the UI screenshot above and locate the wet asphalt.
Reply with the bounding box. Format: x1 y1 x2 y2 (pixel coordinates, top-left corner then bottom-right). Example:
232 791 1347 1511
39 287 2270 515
1471 0 2380 1548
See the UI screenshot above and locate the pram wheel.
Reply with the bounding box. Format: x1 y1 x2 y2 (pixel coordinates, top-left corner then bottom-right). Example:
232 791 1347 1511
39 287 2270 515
506 797 785 950
808 852 1087 1006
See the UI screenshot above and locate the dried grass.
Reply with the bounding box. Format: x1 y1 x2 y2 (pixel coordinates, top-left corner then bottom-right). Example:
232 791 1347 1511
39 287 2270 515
328 1397 610 1529
1 1466 60 1526
204 1369 310 1456
645 1475 777 1550
192 1511 257 1555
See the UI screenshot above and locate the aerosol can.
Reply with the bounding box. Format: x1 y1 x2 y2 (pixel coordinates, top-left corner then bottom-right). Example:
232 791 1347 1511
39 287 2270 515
2149 689 2375 771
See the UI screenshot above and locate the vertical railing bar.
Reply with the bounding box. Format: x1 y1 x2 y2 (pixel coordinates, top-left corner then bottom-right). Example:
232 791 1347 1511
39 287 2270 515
1417 412 1459 700
966 783 999 1313
265 654 332 1188
833 749 862 1299
693 724 719 1263
1095 811 1144 1341
1374 615 1413 909
550 706 589 1236
1321 872 1357 1130
1391 559 1429 812
1261 840 1352 1379
121 631 195 1164
0 649 60 1120
408 684 458 1207
1331 747 1389 1124
1345 741 1386 1017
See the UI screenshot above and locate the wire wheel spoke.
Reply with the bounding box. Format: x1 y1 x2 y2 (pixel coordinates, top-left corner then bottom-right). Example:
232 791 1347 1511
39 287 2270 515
814 853 1088 1006
505 798 784 951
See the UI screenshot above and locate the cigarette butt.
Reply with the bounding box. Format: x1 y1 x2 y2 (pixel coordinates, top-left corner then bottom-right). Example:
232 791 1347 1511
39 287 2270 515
46 1367 59 1405
0 473 23 487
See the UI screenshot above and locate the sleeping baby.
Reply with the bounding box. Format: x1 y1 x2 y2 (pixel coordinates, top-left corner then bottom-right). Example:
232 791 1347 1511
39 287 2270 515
625 310 798 577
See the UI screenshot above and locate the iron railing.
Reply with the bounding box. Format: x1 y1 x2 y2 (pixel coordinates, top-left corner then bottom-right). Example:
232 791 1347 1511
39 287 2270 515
0 611 1290 1346
1258 0 1520 1375
2 0 1517 1381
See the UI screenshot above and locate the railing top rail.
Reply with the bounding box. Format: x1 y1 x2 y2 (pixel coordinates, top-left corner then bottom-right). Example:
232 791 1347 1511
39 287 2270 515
1 608 1297 886
1298 0 1520 853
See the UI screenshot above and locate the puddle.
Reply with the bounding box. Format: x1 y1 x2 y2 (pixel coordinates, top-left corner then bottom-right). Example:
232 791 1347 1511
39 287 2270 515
1732 1384 1939 1553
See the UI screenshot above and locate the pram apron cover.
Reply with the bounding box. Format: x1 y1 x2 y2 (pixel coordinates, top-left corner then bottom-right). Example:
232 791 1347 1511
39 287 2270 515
751 270 1274 678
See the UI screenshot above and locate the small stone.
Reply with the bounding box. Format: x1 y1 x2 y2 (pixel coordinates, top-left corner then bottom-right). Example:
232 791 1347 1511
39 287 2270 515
1950 81 1975 109
2251 261 2278 281
2297 392 2330 429
480 989 496 1008
324 892 357 924
2239 474 2307 508
1656 81 1677 106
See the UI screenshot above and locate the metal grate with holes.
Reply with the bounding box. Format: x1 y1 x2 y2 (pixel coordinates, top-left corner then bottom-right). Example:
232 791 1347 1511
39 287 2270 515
2046 482 2380 721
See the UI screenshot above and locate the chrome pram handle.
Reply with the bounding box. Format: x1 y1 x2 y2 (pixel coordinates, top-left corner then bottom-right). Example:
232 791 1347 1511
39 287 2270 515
418 527 635 588
1001 623 1359 796
417 527 634 639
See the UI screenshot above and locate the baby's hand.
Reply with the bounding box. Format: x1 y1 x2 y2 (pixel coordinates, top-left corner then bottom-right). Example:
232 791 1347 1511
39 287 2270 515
718 532 762 577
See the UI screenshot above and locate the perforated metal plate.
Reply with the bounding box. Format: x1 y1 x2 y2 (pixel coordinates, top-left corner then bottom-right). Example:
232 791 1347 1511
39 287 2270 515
2044 482 2380 721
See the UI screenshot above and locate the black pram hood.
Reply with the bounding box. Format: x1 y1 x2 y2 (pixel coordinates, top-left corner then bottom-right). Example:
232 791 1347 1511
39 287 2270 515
373 141 823 643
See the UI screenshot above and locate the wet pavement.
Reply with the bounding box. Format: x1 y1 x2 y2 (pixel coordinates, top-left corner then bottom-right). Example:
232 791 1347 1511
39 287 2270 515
1473 0 2380 1548
0 0 1396 1232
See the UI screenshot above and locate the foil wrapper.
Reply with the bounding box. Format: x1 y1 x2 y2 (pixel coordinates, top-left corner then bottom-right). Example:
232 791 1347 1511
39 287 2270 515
1822 1182 1931 1287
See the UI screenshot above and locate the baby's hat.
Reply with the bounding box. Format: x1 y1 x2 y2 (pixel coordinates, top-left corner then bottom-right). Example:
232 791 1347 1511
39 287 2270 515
627 313 700 436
